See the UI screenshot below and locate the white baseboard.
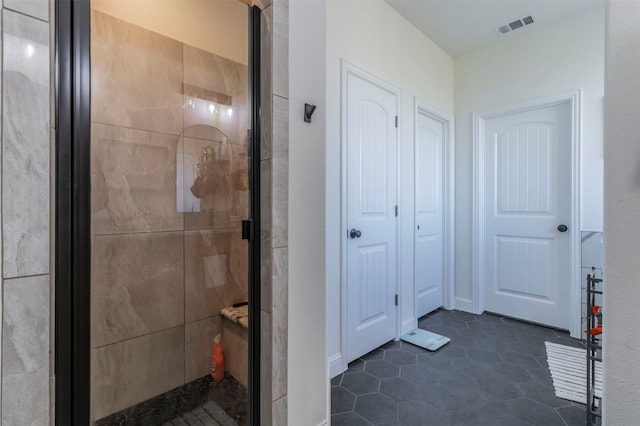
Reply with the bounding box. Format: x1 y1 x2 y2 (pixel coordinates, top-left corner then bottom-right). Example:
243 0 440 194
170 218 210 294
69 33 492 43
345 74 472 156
455 297 474 313
401 318 418 336
328 352 345 378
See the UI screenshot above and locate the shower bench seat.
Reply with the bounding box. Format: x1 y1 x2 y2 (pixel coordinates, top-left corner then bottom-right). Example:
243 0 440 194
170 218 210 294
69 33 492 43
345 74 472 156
220 304 248 388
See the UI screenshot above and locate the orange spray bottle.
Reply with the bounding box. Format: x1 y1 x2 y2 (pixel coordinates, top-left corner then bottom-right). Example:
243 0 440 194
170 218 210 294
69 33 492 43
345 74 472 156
211 333 225 381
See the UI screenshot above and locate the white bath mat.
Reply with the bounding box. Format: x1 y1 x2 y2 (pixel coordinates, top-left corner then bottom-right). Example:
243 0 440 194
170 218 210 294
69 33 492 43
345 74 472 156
544 341 602 404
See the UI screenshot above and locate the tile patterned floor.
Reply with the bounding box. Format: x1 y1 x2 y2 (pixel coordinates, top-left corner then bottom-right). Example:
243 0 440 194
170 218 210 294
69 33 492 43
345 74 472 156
331 310 587 426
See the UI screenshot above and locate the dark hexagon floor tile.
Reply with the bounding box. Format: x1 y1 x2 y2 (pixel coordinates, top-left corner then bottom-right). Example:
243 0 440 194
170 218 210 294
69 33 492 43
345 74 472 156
476 374 524 400
365 359 400 379
331 386 356 414
527 366 552 382
420 381 488 411
499 350 540 369
519 380 573 408
385 350 417 366
448 335 478 349
347 358 366 372
430 345 466 359
508 339 548 357
331 412 372 426
489 362 533 384
331 374 344 387
417 354 453 371
442 397 511 426
492 416 534 425
400 341 428 354
361 349 385 361
451 357 495 378
341 372 380 395
381 340 403 351
507 397 566 425
435 368 474 383
398 399 447 426
557 404 587 426
464 348 502 364
354 393 398 425
473 335 516 352
400 363 437 386
380 377 420 402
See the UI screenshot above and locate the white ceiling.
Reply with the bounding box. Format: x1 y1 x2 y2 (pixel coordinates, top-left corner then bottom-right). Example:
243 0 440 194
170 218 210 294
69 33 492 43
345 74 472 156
385 0 604 57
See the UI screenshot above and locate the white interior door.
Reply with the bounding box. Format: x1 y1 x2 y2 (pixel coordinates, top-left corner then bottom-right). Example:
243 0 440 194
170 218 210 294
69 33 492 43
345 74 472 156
415 111 444 318
346 71 398 363
484 102 572 329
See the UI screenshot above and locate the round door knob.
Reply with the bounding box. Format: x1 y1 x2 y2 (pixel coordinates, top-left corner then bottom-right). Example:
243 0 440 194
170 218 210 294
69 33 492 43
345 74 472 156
557 224 568 233
349 229 362 239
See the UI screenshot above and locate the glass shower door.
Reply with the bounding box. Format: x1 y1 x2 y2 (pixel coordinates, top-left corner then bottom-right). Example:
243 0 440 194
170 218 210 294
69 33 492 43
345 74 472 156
88 1 253 424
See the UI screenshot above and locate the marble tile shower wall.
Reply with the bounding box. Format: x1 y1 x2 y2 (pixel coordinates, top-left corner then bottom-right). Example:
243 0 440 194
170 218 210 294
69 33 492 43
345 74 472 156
259 1 289 424
0 0 52 425
90 10 250 420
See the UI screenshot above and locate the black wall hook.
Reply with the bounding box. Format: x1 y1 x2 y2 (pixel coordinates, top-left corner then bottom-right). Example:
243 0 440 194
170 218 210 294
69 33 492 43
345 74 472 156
304 103 317 123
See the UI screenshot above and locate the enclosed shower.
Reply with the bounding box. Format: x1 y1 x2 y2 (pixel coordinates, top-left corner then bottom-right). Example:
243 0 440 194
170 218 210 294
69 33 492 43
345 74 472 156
88 1 254 424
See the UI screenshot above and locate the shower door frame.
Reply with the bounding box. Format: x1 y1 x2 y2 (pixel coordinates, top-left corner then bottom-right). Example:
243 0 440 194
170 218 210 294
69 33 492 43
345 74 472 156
54 1 262 424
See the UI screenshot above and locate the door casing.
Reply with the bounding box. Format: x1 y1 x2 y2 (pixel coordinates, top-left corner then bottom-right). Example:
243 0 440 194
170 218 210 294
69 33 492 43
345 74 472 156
413 97 455 318
340 60 401 372
472 91 582 338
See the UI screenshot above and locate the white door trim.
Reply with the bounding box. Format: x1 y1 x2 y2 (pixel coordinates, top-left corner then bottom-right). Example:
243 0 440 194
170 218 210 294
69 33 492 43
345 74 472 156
340 60 401 371
414 97 455 313
472 91 582 338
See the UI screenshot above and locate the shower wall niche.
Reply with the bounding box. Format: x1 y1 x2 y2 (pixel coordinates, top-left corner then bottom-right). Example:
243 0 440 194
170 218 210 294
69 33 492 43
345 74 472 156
90 9 249 420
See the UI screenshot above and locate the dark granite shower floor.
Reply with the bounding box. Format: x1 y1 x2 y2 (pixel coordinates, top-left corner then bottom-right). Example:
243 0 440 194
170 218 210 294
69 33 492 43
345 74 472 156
96 374 248 426
331 309 587 426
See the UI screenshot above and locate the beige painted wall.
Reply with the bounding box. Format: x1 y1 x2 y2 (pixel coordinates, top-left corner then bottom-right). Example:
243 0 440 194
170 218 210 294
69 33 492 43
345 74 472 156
603 0 640 422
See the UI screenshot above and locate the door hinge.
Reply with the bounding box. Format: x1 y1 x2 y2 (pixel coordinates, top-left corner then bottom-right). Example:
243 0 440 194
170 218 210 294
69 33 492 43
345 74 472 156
395 294 398 306
241 220 253 241
395 205 398 217
395 116 398 128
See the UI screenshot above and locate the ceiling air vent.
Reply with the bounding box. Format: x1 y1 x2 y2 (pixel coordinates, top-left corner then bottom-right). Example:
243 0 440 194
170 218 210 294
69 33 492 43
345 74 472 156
495 15 535 36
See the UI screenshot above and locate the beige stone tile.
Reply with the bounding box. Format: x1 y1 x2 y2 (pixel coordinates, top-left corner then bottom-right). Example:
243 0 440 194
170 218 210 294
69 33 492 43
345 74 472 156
2 366 49 425
273 395 287 426
260 6 273 161
91 10 183 135
222 319 249 388
91 326 185 421
272 247 288 399
260 159 273 313
180 136 248 231
2 276 50 376
272 0 289 99
183 45 249 146
91 232 184 348
91 123 183 235
4 0 49 22
184 316 223 383
184 229 248 323
2 275 50 426
2 10 50 278
260 311 273 426
272 96 289 248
